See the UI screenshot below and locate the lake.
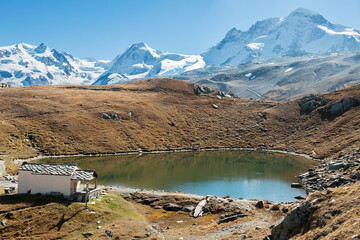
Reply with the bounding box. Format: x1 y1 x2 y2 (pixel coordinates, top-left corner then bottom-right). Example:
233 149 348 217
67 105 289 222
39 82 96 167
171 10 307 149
38 150 318 202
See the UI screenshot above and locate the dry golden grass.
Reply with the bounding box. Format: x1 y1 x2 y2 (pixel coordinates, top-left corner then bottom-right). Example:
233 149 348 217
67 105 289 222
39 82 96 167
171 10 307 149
0 78 358 163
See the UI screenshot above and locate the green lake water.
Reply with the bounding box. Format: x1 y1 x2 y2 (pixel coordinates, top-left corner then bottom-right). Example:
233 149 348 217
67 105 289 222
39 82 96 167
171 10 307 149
38 150 318 202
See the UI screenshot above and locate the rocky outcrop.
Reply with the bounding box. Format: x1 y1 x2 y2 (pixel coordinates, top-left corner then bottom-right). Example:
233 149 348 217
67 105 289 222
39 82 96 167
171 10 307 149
318 97 359 119
194 85 215 95
297 95 328 115
270 202 311 240
101 112 119 121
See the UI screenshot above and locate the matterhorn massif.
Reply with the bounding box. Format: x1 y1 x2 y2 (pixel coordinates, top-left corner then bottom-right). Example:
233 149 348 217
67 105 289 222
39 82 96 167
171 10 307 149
202 8 360 65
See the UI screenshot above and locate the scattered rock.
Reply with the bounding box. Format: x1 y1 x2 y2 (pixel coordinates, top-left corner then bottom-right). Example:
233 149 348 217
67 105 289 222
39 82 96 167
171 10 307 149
294 196 306 200
270 204 280 211
182 206 195 212
217 91 231 98
194 85 215 95
282 207 289 213
212 104 219 109
318 96 359 119
1 219 6 226
5 211 13 219
218 211 248 224
193 198 208 218
105 229 113 238
82 232 93 237
142 197 159 205
163 203 182 212
255 201 264 209
297 95 328 115
291 183 302 188
102 112 119 121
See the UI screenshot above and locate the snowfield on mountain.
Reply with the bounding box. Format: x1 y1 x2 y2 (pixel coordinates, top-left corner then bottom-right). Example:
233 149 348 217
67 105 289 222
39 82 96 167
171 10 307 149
93 42 205 85
202 8 360 65
0 43 110 86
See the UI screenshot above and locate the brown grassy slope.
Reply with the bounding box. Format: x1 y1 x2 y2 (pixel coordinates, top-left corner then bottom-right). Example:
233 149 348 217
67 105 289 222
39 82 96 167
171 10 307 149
0 78 275 158
0 78 359 160
262 85 360 158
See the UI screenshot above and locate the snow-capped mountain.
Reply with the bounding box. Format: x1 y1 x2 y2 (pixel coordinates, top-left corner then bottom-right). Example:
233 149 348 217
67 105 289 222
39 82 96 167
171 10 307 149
0 42 110 86
93 42 205 85
202 8 360 65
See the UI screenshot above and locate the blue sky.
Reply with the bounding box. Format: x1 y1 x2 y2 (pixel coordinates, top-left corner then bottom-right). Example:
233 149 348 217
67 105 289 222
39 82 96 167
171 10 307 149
1 0 359 60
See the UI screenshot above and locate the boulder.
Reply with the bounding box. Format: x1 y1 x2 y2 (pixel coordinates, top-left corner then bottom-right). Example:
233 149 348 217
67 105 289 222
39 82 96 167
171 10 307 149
194 85 215 95
270 202 311 240
193 198 208 218
105 230 113 238
102 112 119 121
82 232 93 237
217 91 231 98
212 104 219 109
318 96 359 119
291 183 302 188
142 198 159 205
218 211 248 224
297 95 328 115
5 211 13 219
182 206 195 212
163 203 182 211
255 201 264 209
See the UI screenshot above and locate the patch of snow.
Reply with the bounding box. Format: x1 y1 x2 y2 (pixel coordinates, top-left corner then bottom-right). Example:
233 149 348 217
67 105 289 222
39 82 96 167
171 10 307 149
94 43 205 85
255 35 268 40
247 43 265 50
317 25 360 42
285 67 293 73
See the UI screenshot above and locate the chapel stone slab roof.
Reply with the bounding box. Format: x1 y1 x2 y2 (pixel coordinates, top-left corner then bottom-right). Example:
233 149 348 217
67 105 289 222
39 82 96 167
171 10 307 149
19 163 97 180
71 170 97 181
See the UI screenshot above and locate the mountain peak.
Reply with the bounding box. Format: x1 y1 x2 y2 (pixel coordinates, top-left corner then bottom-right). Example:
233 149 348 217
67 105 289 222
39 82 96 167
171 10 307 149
131 42 147 48
290 8 315 15
35 43 48 53
15 42 35 50
202 8 360 65
287 8 322 18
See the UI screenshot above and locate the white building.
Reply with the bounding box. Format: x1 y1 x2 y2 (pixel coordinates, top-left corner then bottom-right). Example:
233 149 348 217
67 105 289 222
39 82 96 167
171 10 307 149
18 163 100 201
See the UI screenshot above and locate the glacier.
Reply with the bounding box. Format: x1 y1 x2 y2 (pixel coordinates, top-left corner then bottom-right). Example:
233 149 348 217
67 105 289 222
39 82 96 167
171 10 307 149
0 42 110 86
202 8 360 65
93 42 205 85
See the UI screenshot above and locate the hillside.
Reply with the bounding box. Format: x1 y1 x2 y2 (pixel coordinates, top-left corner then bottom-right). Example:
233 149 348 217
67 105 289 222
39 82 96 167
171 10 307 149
178 52 360 101
0 78 360 239
0 78 359 161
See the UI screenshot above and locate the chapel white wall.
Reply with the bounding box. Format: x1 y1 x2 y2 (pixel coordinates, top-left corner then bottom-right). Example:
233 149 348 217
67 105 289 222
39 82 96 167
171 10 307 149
18 170 71 196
